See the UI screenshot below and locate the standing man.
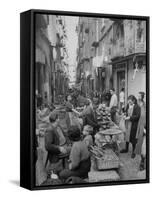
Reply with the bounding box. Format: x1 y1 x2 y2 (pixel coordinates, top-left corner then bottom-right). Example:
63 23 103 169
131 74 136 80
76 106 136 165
45 112 67 170
119 88 125 114
109 88 118 123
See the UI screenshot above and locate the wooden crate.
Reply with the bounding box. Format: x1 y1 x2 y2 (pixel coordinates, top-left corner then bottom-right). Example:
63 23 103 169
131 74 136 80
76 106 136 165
88 170 120 182
96 149 120 170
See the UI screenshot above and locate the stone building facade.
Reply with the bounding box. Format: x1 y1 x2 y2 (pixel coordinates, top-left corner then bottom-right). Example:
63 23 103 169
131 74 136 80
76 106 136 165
76 17 146 103
35 14 69 105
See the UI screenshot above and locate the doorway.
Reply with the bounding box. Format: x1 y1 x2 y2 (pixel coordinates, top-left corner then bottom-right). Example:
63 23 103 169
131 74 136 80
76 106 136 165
117 70 125 100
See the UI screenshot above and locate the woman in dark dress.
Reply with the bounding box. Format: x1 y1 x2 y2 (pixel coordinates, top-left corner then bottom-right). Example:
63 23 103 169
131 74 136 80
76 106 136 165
120 95 141 158
135 92 146 170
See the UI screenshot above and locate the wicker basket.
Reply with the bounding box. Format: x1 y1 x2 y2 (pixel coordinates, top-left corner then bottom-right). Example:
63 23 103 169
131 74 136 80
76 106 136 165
95 149 119 170
88 170 120 182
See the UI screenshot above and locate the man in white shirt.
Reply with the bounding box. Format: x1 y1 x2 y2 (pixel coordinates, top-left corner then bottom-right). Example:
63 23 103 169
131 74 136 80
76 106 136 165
119 88 125 114
109 88 118 123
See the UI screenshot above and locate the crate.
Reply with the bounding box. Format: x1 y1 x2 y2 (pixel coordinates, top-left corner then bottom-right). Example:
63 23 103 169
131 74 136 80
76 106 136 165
88 170 120 182
95 149 120 170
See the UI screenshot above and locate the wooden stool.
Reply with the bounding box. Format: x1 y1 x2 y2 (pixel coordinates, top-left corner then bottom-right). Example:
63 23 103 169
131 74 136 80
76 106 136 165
58 153 69 168
45 152 69 169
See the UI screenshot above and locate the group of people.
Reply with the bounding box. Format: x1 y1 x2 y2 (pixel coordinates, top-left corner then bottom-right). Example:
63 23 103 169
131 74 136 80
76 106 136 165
108 88 146 170
120 92 146 171
44 106 94 182
35 93 98 183
36 88 146 184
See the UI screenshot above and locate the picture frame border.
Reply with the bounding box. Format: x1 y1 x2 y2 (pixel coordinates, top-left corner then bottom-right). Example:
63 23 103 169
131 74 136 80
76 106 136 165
20 9 150 190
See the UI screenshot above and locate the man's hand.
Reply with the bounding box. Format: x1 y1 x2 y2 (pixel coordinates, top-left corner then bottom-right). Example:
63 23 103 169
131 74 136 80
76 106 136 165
144 128 146 135
69 163 72 170
125 116 130 120
59 146 67 154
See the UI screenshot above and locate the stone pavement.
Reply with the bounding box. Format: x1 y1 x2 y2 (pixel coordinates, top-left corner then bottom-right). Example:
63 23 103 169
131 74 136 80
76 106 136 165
118 151 146 180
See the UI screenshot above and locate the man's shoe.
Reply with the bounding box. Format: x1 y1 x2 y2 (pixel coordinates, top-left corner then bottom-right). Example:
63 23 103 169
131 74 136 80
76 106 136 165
131 153 136 159
139 164 145 171
120 149 128 153
139 157 145 171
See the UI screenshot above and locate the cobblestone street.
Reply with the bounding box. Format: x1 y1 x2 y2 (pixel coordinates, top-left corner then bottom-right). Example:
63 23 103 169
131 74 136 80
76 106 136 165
118 152 146 180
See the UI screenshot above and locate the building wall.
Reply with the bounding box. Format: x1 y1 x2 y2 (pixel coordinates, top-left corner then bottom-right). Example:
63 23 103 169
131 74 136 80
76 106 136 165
77 18 146 101
124 20 146 56
127 59 146 99
35 14 51 102
76 17 113 96
112 57 146 105
112 19 146 104
35 14 69 105
112 61 128 105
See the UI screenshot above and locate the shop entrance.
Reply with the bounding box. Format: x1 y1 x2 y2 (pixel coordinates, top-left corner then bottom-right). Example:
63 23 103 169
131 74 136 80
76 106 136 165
117 70 125 100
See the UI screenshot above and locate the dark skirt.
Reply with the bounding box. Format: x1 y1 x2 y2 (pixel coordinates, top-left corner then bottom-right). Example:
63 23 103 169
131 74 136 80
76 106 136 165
129 126 138 145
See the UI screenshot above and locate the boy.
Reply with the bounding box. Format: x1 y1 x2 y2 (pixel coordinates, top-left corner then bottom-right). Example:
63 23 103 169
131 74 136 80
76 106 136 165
59 126 91 181
83 125 93 148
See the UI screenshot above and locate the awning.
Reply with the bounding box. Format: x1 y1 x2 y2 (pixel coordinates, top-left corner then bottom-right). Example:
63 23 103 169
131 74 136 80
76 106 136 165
110 53 146 65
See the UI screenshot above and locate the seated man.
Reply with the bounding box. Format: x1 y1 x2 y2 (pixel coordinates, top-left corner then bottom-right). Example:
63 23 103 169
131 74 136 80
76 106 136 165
59 126 91 181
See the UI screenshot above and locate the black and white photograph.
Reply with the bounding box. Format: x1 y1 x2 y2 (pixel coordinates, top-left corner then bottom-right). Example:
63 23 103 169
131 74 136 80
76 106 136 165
34 12 149 188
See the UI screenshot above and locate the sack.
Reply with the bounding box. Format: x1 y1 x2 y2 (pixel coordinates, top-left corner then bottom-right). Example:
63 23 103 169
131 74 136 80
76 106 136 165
119 117 126 133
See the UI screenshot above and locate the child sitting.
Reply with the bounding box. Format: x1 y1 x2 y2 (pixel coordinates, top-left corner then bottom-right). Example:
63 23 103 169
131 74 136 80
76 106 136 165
82 125 94 149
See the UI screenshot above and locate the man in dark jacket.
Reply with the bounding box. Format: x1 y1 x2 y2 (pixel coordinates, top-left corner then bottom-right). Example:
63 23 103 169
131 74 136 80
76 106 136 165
45 112 67 165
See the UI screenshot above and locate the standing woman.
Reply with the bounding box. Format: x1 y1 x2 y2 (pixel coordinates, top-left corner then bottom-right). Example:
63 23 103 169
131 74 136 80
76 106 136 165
120 95 141 158
135 92 146 170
